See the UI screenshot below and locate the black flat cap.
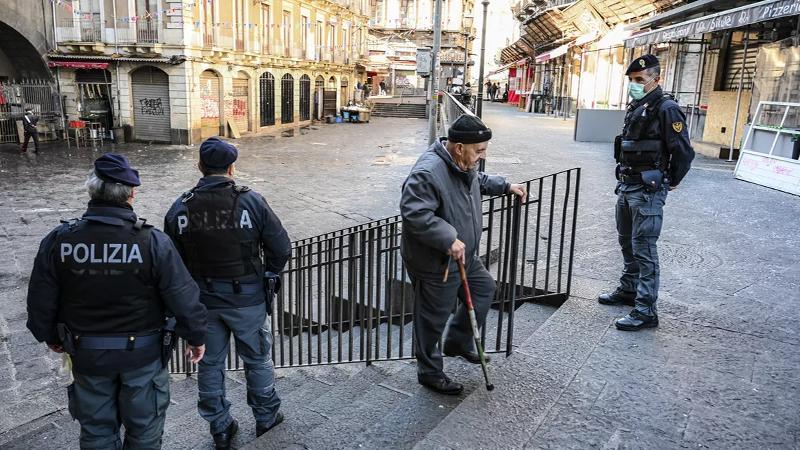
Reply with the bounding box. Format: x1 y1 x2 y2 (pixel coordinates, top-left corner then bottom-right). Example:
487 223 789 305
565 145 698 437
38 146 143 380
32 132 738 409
199 137 238 168
94 153 141 186
626 54 660 75
448 114 492 144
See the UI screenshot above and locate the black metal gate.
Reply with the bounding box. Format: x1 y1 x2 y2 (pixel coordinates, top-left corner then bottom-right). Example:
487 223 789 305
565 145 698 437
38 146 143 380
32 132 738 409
169 169 580 374
281 74 294 124
299 75 311 121
0 80 62 144
259 72 275 127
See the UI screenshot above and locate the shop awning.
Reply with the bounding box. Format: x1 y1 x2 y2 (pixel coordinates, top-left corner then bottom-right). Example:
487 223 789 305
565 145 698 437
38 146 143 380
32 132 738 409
625 0 800 47
48 61 109 69
535 42 571 63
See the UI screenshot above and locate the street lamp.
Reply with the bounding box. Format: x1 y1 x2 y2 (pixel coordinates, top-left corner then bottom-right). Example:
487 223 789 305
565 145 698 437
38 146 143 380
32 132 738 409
476 0 489 118
462 14 474 85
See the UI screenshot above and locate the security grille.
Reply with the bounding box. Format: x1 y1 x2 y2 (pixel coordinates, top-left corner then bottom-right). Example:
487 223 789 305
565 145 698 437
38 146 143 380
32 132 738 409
259 72 275 127
300 75 311 121
281 74 294 123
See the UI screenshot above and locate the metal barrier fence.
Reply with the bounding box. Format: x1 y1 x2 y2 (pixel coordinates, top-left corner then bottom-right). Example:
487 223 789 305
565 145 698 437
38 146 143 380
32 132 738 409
169 168 580 374
0 80 63 144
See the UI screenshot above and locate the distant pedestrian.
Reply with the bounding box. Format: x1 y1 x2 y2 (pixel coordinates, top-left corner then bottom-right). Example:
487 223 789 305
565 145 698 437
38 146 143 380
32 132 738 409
379 80 387 95
21 107 40 153
26 153 208 449
400 115 527 395
363 81 370 99
598 54 695 331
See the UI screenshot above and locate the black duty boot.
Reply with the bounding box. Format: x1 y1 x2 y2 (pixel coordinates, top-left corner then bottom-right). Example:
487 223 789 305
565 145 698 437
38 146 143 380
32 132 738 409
212 419 239 450
598 288 636 306
443 343 491 365
418 374 464 395
615 309 659 331
256 412 285 437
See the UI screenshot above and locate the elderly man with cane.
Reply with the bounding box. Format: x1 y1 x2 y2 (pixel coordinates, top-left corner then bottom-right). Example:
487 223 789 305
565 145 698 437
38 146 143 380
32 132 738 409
400 114 526 395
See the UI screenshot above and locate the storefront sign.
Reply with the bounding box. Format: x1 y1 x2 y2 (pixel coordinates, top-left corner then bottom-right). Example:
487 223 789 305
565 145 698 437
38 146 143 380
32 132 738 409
625 0 800 47
48 61 110 70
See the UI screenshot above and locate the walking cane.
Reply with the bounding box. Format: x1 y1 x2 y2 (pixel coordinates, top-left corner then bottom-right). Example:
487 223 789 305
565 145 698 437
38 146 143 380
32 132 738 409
456 259 495 391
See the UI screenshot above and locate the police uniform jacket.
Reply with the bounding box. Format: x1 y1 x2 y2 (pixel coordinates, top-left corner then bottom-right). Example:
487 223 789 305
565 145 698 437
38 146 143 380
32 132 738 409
619 86 695 191
164 176 292 310
26 200 207 375
400 138 508 279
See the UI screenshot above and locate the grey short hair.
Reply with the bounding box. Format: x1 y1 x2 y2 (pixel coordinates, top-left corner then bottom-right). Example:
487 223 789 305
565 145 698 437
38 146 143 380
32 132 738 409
646 66 661 77
85 170 133 204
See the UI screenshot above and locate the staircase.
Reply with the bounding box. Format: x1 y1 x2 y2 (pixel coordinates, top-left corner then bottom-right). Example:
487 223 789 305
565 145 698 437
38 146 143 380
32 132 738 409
371 102 428 119
0 302 557 450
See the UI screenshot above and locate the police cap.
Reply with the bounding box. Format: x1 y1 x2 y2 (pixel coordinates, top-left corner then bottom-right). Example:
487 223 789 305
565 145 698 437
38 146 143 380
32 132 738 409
626 54 660 75
94 153 141 186
448 114 492 144
199 137 238 168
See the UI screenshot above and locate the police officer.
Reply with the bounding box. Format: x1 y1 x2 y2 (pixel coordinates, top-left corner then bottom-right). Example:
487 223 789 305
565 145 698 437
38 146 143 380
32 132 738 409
400 115 526 394
26 153 208 449
598 54 695 331
164 137 291 449
21 107 40 154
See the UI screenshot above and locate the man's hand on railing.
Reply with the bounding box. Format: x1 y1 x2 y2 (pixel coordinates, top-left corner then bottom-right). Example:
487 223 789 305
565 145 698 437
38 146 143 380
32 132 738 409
508 183 528 200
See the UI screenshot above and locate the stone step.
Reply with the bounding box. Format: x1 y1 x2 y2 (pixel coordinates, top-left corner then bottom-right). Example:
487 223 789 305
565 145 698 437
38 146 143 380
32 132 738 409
413 295 616 449
246 363 404 449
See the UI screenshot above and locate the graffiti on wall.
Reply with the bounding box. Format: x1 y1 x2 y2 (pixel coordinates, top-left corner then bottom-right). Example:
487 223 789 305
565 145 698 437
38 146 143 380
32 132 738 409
200 79 220 119
139 98 165 116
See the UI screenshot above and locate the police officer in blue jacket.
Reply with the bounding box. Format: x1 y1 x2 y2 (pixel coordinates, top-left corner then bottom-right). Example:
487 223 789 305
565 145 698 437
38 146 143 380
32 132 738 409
164 137 292 449
598 54 695 331
26 153 208 449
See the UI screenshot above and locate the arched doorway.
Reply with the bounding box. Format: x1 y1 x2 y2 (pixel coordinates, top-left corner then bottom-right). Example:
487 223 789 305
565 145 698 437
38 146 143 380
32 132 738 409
323 76 337 117
281 73 294 124
0 21 50 80
299 75 311 121
131 66 171 142
232 71 250 133
259 72 275 127
314 75 324 120
200 70 222 138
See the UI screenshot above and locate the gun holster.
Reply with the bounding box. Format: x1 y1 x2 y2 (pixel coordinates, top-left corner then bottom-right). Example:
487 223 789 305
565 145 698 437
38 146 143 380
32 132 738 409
263 272 282 316
56 323 76 356
161 317 177 368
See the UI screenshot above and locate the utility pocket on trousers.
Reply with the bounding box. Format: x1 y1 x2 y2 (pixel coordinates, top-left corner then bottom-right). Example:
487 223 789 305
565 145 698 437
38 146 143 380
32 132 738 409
634 207 663 238
66 383 78 421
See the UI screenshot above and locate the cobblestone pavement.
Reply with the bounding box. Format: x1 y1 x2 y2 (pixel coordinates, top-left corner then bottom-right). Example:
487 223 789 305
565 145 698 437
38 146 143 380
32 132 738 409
1 102 798 448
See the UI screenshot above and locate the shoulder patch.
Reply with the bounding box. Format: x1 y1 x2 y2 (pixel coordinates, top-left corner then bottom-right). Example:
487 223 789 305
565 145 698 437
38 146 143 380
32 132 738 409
672 122 684 133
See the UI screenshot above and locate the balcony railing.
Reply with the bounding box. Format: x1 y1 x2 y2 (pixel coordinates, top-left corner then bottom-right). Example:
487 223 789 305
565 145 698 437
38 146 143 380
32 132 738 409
135 19 159 44
56 17 101 43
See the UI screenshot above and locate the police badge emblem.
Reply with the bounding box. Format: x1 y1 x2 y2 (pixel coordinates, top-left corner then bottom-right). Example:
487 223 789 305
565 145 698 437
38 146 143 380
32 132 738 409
672 122 683 133
639 59 646 67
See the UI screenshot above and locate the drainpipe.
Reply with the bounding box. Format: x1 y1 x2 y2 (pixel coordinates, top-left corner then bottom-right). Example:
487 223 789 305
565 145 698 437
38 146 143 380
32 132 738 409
51 0 68 143
727 30 748 162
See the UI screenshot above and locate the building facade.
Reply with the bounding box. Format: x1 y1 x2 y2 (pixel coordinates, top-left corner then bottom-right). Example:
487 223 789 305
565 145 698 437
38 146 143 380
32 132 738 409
49 0 369 144
366 0 474 95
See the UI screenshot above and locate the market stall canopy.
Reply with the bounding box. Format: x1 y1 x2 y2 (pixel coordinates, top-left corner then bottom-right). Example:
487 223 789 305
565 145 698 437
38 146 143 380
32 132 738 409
625 0 800 48
535 42 572 63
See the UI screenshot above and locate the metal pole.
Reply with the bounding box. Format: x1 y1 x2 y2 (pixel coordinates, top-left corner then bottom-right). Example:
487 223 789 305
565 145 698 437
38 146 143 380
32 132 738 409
475 0 489 118
427 0 443 144
727 31 749 162
50 0 68 144
463 34 469 85
688 40 707 140
575 50 584 110
112 0 123 131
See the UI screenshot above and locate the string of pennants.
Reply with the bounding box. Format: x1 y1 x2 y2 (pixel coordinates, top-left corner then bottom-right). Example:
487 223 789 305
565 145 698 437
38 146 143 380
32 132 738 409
49 0 373 28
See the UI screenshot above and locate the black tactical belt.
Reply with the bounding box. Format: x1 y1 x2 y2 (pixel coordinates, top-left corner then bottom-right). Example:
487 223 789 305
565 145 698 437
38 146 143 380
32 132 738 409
75 332 161 351
620 173 643 184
